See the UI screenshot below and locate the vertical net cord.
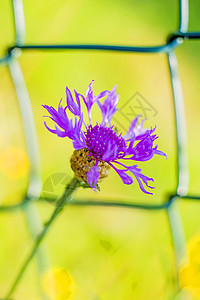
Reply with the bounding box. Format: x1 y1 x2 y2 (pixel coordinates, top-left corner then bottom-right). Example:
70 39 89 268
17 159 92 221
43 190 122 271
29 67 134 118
8 59 51 300
166 0 189 289
179 0 189 33
167 50 188 288
168 52 189 196
7 1 51 299
12 0 26 45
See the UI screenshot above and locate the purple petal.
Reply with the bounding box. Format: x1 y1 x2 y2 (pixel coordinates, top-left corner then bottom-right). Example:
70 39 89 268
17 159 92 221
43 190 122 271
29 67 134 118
125 127 162 161
66 87 81 116
70 114 86 149
72 138 86 150
75 91 86 110
124 115 141 140
42 104 65 128
94 90 110 102
101 141 118 161
42 99 86 148
155 149 167 158
42 101 71 130
86 80 94 109
128 165 154 194
124 116 149 141
97 85 119 126
44 121 68 137
108 162 133 185
87 162 100 190
135 126 155 141
84 80 95 124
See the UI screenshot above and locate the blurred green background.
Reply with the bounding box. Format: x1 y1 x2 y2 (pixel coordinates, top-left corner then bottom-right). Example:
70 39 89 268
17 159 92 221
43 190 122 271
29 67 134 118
0 0 200 299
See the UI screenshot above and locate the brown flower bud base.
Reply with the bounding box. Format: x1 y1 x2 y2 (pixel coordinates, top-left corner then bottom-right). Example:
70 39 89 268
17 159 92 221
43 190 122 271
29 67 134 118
70 148 110 184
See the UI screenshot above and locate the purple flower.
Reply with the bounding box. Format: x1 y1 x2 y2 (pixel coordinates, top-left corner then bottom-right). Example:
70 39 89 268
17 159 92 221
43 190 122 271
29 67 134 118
43 82 166 193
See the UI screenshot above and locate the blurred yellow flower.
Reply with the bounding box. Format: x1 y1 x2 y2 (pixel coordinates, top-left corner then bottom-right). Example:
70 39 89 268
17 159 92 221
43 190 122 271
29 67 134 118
180 234 200 298
42 267 74 300
0 146 30 179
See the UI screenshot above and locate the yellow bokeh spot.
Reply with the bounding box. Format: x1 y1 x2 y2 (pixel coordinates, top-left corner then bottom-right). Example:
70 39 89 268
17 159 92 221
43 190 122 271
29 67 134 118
188 235 200 265
0 146 30 179
179 234 200 299
42 268 74 300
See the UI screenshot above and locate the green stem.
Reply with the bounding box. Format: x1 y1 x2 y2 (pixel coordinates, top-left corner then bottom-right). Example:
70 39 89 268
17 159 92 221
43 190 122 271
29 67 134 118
6 177 79 299
22 202 50 300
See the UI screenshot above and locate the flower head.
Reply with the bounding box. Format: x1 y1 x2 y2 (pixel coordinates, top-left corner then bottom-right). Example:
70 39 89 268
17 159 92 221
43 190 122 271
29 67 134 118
43 82 166 192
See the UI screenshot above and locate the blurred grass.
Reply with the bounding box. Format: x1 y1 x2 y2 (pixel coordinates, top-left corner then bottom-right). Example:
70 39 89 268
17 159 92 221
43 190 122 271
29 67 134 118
0 0 200 299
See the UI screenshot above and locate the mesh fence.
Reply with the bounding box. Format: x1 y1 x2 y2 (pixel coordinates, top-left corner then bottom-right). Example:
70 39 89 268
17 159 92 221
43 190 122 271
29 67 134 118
0 0 200 299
